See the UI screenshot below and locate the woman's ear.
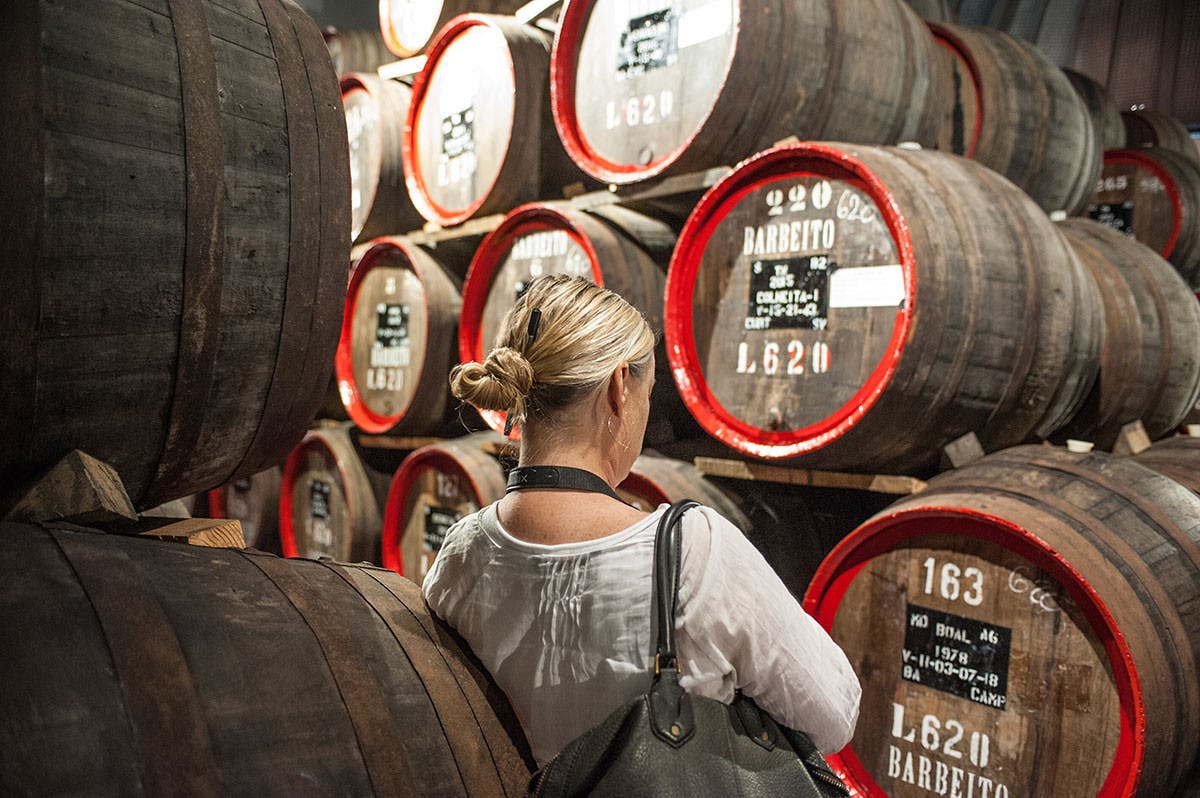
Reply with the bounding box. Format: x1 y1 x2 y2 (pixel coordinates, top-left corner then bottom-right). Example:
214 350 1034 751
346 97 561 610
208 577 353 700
607 362 631 416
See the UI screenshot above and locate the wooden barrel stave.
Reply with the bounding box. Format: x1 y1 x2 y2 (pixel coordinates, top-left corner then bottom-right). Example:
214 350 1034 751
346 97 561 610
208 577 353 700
336 238 464 434
617 453 749 530
1063 68 1125 152
323 26 395 76
551 0 945 184
0 523 531 795
1132 436 1200 493
933 23 1100 214
1122 109 1199 163
1 0 349 510
1058 220 1200 442
1087 147 1200 289
279 424 383 562
382 432 508 581
665 143 1101 471
804 446 1200 796
206 467 282 552
342 73 424 244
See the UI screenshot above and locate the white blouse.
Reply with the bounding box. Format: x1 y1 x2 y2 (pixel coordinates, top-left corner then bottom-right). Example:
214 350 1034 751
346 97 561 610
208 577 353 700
421 502 861 766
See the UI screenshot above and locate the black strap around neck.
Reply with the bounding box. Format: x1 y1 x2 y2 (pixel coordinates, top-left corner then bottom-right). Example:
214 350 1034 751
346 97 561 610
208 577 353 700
506 465 622 501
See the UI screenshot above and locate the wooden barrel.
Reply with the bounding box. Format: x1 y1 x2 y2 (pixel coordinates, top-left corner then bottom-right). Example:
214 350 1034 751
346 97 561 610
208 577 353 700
1063 68 1125 151
379 0 523 58
343 73 424 244
0 522 531 795
0 0 349 512
1122 109 1199 163
1086 147 1200 289
460 201 675 435
1131 436 1200 493
931 23 1100 214
617 454 748 529
279 424 383 562
382 432 507 581
322 26 395 75
803 445 1200 797
335 238 463 434
402 14 582 226
664 142 1102 472
903 0 956 22
205 467 282 552
1056 219 1200 443
550 0 945 184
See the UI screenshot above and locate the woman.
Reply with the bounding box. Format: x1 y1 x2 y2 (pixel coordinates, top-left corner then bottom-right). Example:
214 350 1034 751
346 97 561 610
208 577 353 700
422 275 860 767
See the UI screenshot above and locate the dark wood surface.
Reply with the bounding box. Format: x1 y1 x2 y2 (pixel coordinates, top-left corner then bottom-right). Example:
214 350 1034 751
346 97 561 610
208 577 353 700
1132 435 1200 493
807 445 1200 796
1122 109 1199 163
1064 67 1126 151
206 466 282 552
0 0 349 512
0 522 532 795
323 26 395 75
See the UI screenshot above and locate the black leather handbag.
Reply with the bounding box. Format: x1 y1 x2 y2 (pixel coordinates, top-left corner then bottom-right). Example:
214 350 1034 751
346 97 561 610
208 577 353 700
527 500 852 798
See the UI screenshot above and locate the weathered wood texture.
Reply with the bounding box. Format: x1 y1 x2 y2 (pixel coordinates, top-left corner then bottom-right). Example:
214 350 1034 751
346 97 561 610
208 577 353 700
804 445 1200 797
4 450 138 526
204 466 282 552
322 25 395 75
0 522 532 795
336 238 464 434
616 453 748 529
664 143 1101 472
1063 68 1126 151
379 0 524 57
1132 436 1200 493
279 423 382 562
1056 219 1200 445
0 0 349 512
1086 147 1200 288
382 431 507 581
932 23 1101 214
343 73 424 243
903 0 956 22
459 201 682 440
1122 109 1199 163
552 0 947 184
403 14 586 226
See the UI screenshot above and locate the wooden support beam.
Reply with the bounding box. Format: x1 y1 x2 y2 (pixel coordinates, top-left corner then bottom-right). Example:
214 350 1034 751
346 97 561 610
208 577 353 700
692 457 927 495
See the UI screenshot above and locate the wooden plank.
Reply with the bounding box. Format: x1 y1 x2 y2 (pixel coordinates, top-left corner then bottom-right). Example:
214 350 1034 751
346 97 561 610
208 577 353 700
4 450 138 525
134 517 246 548
691 457 927 495
356 435 449 451
377 55 427 81
1112 419 1152 456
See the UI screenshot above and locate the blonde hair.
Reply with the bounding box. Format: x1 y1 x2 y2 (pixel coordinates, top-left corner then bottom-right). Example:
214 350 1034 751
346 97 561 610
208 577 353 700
451 275 655 426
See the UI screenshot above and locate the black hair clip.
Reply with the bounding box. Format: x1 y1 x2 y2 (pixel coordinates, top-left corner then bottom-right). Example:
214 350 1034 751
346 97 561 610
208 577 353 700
505 308 542 437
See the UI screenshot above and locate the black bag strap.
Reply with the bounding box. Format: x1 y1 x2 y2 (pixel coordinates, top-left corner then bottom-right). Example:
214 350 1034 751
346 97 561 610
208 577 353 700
653 499 700 674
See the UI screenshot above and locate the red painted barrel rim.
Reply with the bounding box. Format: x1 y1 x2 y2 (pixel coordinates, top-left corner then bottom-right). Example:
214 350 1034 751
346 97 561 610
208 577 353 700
801 505 1142 798
206 487 225 519
929 24 983 160
335 237 431 433
1102 149 1185 258
381 447 489 574
278 431 356 559
459 202 607 435
402 14 516 226
616 469 671 508
549 0 737 183
378 0 440 58
340 74 384 236
663 143 917 459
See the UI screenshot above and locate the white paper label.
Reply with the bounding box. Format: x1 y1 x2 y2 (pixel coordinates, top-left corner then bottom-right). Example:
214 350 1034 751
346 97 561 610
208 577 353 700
828 264 906 309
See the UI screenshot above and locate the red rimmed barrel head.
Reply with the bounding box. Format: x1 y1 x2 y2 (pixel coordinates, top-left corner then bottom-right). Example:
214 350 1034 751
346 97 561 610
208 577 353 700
803 445 1200 797
381 432 507 580
336 238 461 434
617 454 748 530
204 467 282 552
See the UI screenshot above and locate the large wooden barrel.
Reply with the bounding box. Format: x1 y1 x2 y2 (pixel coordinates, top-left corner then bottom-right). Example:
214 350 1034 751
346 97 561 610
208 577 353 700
1063 68 1125 151
1055 219 1200 444
617 454 748 529
664 143 1101 472
403 15 582 226
0 522 531 795
903 0 956 22
804 445 1200 797
343 73 424 244
1087 147 1200 289
0 0 349 512
931 23 1100 214
336 238 463 434
382 432 507 581
379 0 523 58
279 424 383 562
460 202 674 436
1132 436 1200 493
1123 109 1199 163
550 0 946 184
205 467 283 552
323 26 395 76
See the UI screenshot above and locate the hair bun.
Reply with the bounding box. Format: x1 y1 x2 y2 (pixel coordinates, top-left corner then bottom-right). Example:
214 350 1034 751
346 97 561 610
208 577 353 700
449 346 534 412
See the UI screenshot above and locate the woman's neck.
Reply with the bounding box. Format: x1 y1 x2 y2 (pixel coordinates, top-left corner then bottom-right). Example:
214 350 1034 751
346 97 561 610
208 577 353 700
517 420 622 487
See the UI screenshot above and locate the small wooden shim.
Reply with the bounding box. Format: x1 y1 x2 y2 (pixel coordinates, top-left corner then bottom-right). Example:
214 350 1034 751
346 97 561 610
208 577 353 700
1112 420 1151 456
357 435 448 451
134 517 246 549
693 457 927 495
4 450 138 525
941 431 985 470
